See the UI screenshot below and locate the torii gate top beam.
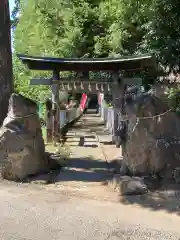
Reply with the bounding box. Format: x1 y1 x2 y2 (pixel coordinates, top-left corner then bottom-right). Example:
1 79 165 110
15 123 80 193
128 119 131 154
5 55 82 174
17 54 156 72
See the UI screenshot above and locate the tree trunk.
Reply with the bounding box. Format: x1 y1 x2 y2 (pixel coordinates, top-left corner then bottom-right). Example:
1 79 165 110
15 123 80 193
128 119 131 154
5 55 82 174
0 0 13 124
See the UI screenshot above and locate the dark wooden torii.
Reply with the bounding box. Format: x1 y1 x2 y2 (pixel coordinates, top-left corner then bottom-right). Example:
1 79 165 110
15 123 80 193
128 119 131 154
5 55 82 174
18 54 156 145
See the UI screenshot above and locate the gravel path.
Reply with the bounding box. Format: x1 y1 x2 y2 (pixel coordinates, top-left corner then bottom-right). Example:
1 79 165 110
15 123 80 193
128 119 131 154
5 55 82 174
0 183 179 240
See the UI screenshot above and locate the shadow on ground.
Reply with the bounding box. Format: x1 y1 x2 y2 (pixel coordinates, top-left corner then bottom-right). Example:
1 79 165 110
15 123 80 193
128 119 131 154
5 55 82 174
27 157 113 185
54 168 110 182
66 131 111 147
67 135 95 139
56 157 112 182
119 180 180 216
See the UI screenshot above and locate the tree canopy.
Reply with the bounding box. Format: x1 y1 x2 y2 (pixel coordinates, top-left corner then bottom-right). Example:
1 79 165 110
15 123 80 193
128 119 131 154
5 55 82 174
12 0 180 102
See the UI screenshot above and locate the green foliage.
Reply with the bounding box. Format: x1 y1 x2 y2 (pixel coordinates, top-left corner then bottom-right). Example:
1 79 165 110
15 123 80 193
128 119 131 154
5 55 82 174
167 88 180 113
12 0 180 102
145 0 180 70
14 0 154 58
13 54 51 102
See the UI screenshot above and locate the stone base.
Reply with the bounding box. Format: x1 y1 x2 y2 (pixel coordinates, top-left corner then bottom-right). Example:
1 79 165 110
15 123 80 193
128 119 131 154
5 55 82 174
108 175 148 195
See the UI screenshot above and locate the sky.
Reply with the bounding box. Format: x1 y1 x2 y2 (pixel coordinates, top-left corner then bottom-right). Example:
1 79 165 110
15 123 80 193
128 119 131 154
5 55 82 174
9 0 15 15
9 0 15 49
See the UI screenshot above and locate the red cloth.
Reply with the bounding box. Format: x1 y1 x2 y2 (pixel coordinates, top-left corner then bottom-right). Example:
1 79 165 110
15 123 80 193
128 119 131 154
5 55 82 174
80 93 88 112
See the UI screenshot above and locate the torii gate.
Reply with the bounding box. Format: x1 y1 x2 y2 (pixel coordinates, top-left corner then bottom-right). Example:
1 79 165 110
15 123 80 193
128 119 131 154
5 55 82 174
18 54 156 145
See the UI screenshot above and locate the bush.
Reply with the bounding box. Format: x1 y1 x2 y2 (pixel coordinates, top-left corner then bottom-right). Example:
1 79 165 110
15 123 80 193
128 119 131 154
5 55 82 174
167 87 180 114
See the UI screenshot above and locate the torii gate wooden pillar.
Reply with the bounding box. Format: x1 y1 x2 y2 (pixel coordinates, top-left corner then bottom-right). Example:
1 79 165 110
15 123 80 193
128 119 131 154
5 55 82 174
52 70 60 145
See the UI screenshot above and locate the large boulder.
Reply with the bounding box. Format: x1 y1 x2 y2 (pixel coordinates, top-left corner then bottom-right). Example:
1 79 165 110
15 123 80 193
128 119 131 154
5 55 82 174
0 93 59 181
122 93 180 179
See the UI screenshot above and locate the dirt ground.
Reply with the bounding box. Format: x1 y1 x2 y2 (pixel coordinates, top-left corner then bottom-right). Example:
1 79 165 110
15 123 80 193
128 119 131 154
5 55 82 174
16 112 180 216
0 113 180 239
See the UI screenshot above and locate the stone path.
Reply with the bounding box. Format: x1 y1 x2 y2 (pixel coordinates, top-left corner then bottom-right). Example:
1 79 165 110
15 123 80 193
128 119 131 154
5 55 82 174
29 112 121 201
52 112 121 200
27 112 180 214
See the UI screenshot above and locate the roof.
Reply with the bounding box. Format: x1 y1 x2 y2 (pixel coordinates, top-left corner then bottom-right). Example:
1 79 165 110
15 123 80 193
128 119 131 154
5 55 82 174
17 54 156 72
